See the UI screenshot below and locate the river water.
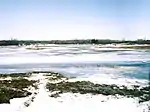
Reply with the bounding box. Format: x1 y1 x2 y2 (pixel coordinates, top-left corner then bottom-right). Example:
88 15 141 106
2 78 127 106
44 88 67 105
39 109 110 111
0 45 149 84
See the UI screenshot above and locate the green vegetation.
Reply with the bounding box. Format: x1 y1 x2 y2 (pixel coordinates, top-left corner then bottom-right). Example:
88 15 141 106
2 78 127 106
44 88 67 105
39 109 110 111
46 81 150 103
0 39 150 46
45 73 68 81
0 71 149 104
0 71 60 104
0 71 57 78
0 78 37 90
32 71 59 74
0 73 31 78
0 78 37 103
0 87 31 103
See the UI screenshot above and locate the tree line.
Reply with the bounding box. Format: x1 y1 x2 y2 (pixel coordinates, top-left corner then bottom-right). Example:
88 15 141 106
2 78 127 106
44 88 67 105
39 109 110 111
0 39 150 46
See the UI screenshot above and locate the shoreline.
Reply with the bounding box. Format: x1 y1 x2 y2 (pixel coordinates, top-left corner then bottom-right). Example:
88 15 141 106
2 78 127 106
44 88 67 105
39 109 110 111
0 71 149 112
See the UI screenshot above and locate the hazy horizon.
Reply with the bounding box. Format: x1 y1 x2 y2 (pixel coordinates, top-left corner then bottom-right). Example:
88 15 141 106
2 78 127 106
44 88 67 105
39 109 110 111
0 38 150 41
0 0 150 40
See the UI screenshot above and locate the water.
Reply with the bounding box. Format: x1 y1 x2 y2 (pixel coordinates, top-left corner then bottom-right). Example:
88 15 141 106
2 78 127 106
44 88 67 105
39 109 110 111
0 45 150 82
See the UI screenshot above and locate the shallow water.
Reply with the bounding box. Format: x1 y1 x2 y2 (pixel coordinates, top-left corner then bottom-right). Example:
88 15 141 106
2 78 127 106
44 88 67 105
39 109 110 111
0 45 150 82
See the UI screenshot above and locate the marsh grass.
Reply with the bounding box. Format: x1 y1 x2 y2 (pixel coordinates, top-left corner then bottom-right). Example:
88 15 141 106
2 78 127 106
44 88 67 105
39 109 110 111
0 71 57 78
0 77 37 104
0 73 31 78
0 87 31 103
44 72 68 81
46 80 150 103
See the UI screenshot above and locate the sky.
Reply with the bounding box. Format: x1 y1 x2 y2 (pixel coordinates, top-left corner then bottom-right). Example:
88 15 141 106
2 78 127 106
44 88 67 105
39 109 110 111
0 0 150 40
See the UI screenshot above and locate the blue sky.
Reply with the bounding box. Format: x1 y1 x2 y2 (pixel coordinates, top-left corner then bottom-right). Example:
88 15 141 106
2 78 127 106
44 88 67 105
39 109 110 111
0 0 150 40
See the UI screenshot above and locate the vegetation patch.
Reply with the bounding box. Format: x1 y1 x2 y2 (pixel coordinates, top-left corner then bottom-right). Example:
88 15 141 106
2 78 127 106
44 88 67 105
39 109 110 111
32 71 54 74
0 73 31 78
45 73 68 81
0 78 37 104
0 71 58 78
46 81 150 103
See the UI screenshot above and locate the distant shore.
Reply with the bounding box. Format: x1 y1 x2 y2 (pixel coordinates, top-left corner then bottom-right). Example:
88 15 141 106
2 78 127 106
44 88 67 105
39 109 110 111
0 39 150 46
